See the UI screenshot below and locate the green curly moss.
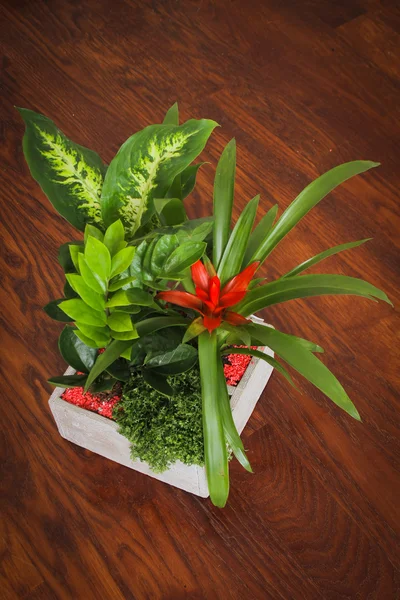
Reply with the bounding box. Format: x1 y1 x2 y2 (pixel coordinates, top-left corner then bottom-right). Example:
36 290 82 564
114 369 204 472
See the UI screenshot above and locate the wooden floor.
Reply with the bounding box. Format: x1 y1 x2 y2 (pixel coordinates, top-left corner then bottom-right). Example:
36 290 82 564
1 0 400 598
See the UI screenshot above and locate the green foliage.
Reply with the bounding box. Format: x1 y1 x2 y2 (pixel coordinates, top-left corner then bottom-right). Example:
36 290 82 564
18 108 107 231
251 161 380 264
198 331 229 508
281 238 371 278
58 326 97 372
235 273 392 315
217 194 259 286
247 323 360 420
145 344 198 375
126 235 206 286
243 204 278 267
101 119 218 237
213 139 236 267
24 103 392 508
114 369 204 472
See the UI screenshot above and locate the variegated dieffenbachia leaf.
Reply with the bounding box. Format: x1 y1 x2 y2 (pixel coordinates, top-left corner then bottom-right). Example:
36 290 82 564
18 108 107 231
101 119 218 238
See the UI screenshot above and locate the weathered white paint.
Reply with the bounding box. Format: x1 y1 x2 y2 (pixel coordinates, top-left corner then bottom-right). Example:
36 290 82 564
49 321 274 498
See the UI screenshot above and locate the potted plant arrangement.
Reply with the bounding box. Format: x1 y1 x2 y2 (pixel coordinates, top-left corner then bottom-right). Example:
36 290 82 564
19 103 391 507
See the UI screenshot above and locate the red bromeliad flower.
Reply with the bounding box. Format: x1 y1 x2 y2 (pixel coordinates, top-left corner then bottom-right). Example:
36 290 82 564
156 259 259 333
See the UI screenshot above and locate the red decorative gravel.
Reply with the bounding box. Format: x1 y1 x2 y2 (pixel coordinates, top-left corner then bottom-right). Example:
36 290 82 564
61 387 121 419
223 346 257 386
61 347 257 419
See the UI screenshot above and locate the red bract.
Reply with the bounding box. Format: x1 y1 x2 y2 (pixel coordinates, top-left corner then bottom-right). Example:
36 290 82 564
156 260 259 333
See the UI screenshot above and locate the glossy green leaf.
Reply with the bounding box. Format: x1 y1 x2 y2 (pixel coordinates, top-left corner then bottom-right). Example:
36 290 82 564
101 119 218 237
43 299 71 322
281 239 372 279
84 224 104 244
135 316 188 337
106 289 157 308
74 330 102 348
216 356 252 472
129 327 183 366
175 218 213 243
66 273 105 311
154 198 187 226
145 344 197 375
58 325 98 372
180 163 204 200
18 108 106 231
110 246 135 278
64 280 78 299
69 244 83 272
213 139 236 267
160 241 206 276
243 204 278 267
120 347 133 360
85 236 111 282
142 369 173 396
58 242 80 273
150 234 179 276
84 339 134 391
163 102 179 125
253 161 380 263
218 195 259 285
112 305 142 314
103 219 126 256
107 312 133 332
248 323 360 420
142 238 158 281
166 175 182 202
75 322 111 345
106 359 130 382
236 274 392 316
198 331 229 508
78 253 106 294
109 329 139 340
222 347 298 391
59 298 107 326
48 374 88 388
89 376 117 393
109 276 140 292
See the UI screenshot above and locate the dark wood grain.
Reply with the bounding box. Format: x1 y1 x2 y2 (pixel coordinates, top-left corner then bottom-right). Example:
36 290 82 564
1 0 399 598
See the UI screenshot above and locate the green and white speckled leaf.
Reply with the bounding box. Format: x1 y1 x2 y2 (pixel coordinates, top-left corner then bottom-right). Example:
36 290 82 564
18 108 107 231
101 119 218 238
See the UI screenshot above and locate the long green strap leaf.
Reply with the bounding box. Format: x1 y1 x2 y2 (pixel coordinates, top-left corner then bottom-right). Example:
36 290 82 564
218 195 259 286
216 356 252 473
247 324 360 420
243 204 278 267
281 239 371 279
237 274 392 315
213 139 236 267
198 332 229 507
84 339 133 391
222 347 299 391
252 161 380 264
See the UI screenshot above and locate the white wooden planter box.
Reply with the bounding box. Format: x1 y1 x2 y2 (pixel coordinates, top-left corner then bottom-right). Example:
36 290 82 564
49 319 274 498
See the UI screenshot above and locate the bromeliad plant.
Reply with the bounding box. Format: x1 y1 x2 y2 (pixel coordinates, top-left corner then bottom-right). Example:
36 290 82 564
20 104 391 508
